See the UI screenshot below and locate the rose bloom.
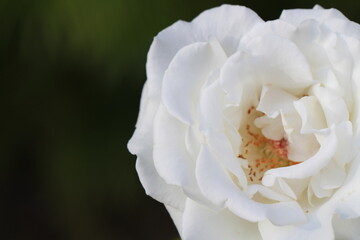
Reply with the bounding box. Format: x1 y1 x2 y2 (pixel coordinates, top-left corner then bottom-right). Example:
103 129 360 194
128 4 360 240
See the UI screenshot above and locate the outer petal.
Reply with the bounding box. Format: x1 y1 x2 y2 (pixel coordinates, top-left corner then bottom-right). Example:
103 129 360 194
153 104 194 189
182 198 261 240
324 18 360 39
352 41 360 136
241 20 296 45
192 4 263 55
128 83 186 210
280 7 348 26
153 104 208 205
162 40 227 125
134 156 186 211
166 204 184 236
147 4 264 98
146 21 194 98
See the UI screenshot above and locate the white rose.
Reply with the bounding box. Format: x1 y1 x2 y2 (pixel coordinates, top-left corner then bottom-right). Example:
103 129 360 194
128 4 360 240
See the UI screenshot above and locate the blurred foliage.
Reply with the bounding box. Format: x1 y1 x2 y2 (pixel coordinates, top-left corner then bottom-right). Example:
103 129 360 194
0 0 359 239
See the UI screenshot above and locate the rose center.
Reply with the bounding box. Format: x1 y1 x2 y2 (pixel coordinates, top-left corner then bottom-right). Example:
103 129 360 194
238 106 299 184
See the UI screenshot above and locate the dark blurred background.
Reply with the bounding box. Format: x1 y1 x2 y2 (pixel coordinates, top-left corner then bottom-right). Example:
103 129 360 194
1 0 359 239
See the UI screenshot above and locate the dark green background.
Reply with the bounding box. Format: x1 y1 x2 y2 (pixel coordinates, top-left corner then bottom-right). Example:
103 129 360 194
1 0 359 239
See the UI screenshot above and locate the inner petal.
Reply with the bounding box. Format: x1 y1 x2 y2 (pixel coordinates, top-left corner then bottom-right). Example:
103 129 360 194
238 107 300 184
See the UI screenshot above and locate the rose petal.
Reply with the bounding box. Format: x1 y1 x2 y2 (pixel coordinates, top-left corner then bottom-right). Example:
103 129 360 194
245 184 293 202
220 51 260 105
287 132 321 162
262 130 337 185
324 18 360 39
333 215 360 239
257 85 298 119
334 154 360 219
310 174 333 199
196 145 306 225
146 4 264 97
153 104 209 205
135 155 187 210
280 7 348 26
352 52 360 135
319 161 346 190
206 130 248 190
182 198 261 240
254 115 285 141
244 35 314 88
147 21 194 98
128 83 186 210
199 78 225 134
162 40 227 125
259 199 336 240
221 35 314 106
241 20 296 46
165 204 184 236
192 4 263 55
185 125 203 159
310 85 349 126
293 96 327 133
153 104 193 186
259 213 334 240
291 20 330 69
333 121 354 167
